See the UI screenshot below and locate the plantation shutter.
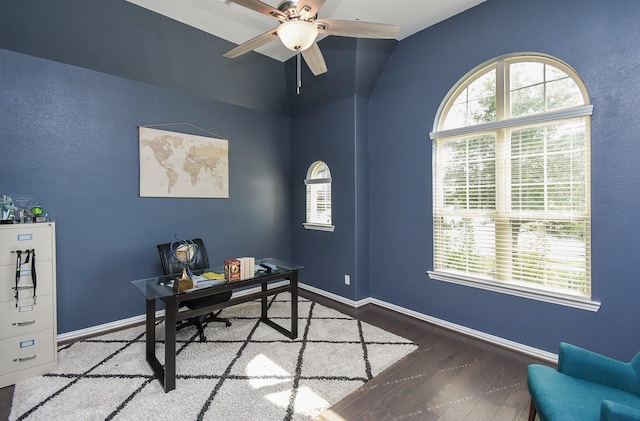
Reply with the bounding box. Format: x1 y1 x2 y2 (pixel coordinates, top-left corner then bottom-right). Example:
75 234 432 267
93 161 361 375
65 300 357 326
306 179 331 224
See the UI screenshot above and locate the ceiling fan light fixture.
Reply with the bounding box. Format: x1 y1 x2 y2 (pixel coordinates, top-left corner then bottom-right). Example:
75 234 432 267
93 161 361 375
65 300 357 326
277 20 318 51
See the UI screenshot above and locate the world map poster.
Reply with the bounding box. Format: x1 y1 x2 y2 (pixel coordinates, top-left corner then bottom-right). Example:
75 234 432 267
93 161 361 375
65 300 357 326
139 127 229 198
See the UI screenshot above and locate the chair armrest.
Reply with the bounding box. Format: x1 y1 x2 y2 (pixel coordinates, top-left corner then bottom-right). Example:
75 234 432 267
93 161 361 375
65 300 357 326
601 400 640 421
558 343 640 395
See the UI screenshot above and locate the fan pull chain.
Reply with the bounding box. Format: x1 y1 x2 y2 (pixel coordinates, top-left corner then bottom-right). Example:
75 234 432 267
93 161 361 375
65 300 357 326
296 46 302 95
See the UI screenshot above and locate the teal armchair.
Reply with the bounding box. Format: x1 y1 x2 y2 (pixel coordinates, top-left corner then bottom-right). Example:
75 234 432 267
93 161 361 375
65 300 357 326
527 343 640 421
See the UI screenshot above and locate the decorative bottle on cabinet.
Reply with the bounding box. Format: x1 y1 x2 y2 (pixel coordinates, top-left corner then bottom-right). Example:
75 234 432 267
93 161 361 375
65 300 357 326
0 222 57 388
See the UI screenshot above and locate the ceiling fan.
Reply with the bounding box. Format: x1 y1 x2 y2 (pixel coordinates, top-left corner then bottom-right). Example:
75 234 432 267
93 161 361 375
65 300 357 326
223 0 400 93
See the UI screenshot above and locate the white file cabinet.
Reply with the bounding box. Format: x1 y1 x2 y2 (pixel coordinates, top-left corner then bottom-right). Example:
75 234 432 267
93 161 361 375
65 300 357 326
0 222 57 388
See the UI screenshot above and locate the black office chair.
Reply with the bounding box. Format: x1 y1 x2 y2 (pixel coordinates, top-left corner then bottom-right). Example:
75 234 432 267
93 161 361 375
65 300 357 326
156 238 231 342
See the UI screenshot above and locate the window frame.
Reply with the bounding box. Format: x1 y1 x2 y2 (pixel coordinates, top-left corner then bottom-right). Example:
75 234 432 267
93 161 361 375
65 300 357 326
303 161 335 232
429 54 599 311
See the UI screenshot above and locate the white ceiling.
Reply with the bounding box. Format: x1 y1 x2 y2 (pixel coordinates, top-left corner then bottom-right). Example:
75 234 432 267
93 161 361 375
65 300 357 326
127 0 486 62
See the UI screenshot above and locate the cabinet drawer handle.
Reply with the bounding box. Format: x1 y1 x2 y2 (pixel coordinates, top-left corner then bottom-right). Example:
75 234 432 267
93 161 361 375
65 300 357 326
13 320 36 326
14 354 37 362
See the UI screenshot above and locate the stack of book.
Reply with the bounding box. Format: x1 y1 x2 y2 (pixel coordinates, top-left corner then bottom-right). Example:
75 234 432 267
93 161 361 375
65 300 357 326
238 257 255 280
224 257 255 281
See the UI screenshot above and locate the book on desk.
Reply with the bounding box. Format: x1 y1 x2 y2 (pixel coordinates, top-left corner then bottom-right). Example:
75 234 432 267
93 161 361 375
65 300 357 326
224 257 255 281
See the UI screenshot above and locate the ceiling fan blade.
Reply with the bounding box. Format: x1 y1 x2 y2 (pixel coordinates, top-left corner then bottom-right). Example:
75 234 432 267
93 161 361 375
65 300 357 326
297 0 326 19
223 29 279 58
316 19 399 39
226 0 286 20
301 43 328 76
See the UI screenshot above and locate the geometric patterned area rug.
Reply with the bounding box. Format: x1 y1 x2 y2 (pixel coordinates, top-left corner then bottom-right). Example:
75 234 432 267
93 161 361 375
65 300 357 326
10 293 417 421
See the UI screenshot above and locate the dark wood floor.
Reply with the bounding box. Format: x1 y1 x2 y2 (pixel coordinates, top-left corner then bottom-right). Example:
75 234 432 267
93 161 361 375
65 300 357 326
0 290 548 421
304 290 546 421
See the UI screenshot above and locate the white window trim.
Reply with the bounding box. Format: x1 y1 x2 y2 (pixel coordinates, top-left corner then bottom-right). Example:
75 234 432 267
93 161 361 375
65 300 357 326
304 162 333 231
303 222 335 232
304 177 332 185
430 105 593 140
430 54 595 309
427 270 601 311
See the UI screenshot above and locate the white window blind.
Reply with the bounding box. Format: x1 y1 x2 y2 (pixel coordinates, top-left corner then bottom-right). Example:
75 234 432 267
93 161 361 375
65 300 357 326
431 56 593 305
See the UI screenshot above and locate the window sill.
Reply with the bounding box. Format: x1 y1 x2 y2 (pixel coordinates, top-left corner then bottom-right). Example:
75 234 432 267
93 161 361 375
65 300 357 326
427 270 601 312
303 223 335 232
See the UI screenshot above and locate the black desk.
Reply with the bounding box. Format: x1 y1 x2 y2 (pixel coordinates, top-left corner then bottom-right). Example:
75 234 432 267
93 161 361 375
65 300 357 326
132 258 302 392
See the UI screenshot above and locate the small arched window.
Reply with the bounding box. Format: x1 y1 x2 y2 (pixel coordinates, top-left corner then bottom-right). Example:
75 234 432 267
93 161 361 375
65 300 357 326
304 161 334 232
429 54 596 310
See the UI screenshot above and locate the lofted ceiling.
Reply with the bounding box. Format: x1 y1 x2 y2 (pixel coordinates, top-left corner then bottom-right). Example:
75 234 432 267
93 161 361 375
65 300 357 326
126 0 486 62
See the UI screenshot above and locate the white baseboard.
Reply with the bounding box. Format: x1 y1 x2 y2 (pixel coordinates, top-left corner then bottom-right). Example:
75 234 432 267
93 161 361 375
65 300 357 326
57 283 286 343
299 282 557 364
59 281 557 364
57 313 153 343
299 283 373 308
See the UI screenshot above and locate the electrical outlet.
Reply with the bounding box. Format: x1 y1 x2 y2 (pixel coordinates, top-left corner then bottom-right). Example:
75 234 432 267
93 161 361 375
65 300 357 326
344 275 350 285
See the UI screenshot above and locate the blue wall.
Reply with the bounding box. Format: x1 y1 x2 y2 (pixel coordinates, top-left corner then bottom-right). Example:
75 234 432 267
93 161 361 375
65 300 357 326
2 0 640 360
289 37 387 301
368 0 640 359
290 96 359 299
0 0 288 113
0 1 291 334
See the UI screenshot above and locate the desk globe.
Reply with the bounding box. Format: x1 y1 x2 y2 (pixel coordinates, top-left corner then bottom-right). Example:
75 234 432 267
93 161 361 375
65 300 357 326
171 238 198 292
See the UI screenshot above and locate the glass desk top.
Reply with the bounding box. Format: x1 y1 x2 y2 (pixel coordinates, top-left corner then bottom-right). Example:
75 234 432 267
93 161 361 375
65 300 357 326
131 257 303 300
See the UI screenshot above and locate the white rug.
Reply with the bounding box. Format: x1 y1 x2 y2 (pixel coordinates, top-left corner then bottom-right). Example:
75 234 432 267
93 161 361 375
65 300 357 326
10 293 417 421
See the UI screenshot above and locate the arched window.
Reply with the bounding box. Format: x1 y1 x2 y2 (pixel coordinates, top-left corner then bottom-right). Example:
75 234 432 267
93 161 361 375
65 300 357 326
304 161 334 232
429 54 597 310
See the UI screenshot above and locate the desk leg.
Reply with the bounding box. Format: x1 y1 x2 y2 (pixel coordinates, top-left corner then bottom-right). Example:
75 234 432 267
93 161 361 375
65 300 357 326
261 281 268 320
146 298 172 392
290 271 298 339
164 296 177 392
145 299 156 363
259 272 297 340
